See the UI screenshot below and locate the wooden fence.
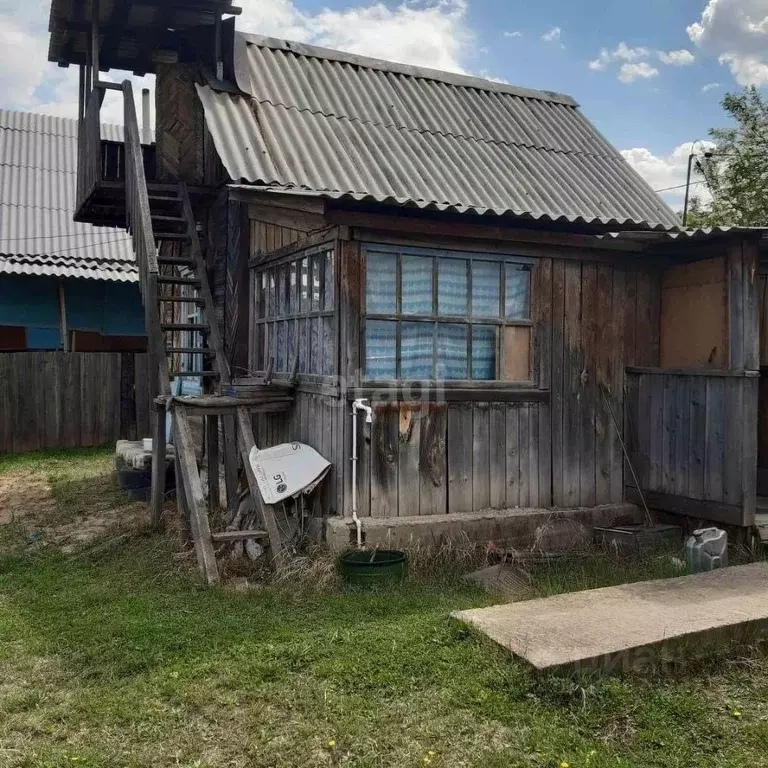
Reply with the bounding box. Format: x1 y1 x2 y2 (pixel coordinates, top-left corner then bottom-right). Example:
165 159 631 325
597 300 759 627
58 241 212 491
0 351 155 453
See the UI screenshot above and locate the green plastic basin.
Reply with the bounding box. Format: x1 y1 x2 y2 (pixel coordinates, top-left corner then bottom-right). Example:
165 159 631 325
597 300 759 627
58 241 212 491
339 549 407 587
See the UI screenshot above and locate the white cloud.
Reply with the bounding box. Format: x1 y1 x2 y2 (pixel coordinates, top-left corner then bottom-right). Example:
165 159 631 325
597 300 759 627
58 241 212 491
541 27 561 43
618 62 660 83
504 30 523 38
621 141 715 206
658 49 696 65
238 0 472 74
701 81 721 92
0 0 476 121
589 41 695 77
687 0 768 85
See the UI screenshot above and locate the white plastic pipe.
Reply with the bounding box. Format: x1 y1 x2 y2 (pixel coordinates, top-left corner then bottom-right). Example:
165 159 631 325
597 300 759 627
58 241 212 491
351 398 373 548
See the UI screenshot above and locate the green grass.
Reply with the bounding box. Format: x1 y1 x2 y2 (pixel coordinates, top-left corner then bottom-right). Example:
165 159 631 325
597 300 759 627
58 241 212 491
1 449 768 767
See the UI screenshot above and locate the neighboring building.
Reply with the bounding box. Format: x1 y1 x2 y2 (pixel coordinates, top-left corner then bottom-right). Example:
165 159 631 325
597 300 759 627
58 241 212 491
44 0 768 562
0 109 147 352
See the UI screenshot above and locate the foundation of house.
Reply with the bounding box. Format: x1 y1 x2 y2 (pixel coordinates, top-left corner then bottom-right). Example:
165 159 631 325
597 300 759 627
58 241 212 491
323 503 644 553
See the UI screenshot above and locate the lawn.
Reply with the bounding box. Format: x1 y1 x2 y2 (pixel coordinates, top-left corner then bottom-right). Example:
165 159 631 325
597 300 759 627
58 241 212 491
1 449 767 767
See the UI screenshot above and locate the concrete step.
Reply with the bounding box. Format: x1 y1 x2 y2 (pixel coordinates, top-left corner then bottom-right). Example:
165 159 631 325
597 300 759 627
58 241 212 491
453 562 768 674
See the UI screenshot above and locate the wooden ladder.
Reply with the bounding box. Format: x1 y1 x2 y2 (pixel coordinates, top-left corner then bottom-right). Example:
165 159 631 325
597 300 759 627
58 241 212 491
146 182 286 584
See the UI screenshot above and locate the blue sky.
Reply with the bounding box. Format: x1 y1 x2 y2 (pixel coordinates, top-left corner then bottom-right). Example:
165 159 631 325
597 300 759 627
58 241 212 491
2 0 766 206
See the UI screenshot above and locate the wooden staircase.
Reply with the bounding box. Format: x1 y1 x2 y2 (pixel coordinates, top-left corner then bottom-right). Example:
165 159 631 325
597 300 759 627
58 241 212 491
115 80 289 584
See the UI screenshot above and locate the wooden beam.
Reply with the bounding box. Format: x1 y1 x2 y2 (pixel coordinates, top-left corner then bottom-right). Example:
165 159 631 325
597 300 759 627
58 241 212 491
150 397 166 528
235 406 286 566
174 406 220 584
246 203 328 233
206 414 220 513
221 412 240 522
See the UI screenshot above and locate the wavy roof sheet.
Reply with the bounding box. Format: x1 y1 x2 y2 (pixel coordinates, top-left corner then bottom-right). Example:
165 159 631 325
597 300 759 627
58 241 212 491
199 34 680 231
0 109 137 282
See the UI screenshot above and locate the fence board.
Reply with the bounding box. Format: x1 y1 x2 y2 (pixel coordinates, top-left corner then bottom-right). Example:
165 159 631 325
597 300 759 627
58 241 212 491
0 351 152 453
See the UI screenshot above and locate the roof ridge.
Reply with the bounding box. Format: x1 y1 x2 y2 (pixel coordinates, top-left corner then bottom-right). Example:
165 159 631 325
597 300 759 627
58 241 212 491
250 96 618 160
238 32 578 107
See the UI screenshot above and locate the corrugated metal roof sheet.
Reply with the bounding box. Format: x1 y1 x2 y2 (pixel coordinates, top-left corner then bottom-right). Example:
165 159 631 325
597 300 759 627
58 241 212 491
199 34 681 231
0 109 137 282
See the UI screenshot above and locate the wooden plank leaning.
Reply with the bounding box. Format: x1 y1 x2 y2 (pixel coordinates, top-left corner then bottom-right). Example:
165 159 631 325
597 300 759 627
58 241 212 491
235 406 286 567
174 405 220 585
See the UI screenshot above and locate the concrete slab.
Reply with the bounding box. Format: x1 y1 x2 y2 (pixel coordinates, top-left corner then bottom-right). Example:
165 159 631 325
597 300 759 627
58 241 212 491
453 562 768 674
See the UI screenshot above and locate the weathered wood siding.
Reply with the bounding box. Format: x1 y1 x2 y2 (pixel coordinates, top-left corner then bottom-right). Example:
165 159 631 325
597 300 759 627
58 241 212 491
349 258 661 517
625 370 757 526
0 351 155 453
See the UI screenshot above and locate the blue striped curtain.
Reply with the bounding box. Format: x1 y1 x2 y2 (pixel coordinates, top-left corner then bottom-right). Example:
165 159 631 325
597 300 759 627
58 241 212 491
401 322 434 378
366 252 397 313
365 320 397 378
437 323 468 379
438 257 468 316
505 264 531 319
402 255 433 314
472 325 496 379
471 261 500 317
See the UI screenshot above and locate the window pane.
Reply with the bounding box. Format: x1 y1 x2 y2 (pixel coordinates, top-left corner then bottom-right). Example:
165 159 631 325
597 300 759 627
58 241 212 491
472 325 497 380
300 258 309 313
287 319 296 372
258 272 267 318
310 316 321 373
401 322 434 379
323 251 334 310
278 265 288 317
402 255 433 315
268 271 276 318
505 263 531 320
311 256 321 311
289 262 298 314
438 258 468 316
472 260 500 317
323 317 335 375
365 320 396 379
366 252 396 313
298 318 308 374
436 323 468 379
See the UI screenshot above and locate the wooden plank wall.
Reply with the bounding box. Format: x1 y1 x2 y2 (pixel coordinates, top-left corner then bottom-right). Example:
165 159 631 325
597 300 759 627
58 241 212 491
625 370 757 525
0 351 154 454
347 259 660 517
253 391 343 515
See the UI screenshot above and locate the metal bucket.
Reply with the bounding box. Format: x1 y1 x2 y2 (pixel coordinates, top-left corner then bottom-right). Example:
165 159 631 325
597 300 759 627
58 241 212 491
338 549 407 587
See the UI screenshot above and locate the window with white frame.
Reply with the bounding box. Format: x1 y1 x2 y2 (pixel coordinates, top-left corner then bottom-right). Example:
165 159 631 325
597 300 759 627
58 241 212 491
363 246 533 382
253 248 335 376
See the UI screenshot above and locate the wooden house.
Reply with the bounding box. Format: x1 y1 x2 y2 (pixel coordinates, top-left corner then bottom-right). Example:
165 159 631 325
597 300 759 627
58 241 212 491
46 0 768 580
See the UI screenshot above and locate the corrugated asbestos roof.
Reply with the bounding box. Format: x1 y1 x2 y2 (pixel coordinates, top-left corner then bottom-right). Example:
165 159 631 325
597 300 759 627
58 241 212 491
0 109 137 282
198 34 681 231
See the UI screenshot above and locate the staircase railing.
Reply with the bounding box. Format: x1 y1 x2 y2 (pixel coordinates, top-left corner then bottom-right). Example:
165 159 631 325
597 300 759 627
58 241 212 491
122 80 170 395
76 86 104 211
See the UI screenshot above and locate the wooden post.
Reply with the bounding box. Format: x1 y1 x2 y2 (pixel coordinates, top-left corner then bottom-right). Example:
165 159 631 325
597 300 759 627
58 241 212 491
58 280 69 352
150 397 166 528
221 412 240 521
206 414 220 513
90 0 100 87
175 407 219 584
141 88 151 145
235 406 286 566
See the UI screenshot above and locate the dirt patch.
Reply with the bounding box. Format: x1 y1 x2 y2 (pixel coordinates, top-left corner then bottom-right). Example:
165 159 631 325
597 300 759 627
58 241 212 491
0 462 148 553
0 470 56 525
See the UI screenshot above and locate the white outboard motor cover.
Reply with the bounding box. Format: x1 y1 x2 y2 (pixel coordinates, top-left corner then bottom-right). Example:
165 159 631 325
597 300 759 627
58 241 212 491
249 442 331 504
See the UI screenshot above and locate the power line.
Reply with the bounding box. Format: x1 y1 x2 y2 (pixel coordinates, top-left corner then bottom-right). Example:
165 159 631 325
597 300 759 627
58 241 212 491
0 236 137 257
654 180 707 193
0 229 131 244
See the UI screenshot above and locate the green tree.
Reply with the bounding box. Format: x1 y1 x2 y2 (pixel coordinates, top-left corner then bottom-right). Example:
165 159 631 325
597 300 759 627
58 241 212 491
695 86 768 227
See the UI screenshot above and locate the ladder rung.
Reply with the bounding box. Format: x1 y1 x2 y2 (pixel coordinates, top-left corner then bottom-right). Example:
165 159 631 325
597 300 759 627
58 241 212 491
149 194 181 203
157 275 200 285
159 295 205 304
162 323 209 332
165 347 214 354
156 232 190 241
170 370 219 377
152 215 186 223
211 530 269 543
157 257 196 266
